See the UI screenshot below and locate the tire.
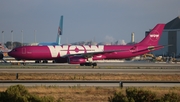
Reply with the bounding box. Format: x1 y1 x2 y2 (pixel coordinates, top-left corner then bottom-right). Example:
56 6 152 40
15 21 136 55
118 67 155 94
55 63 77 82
92 63 97 66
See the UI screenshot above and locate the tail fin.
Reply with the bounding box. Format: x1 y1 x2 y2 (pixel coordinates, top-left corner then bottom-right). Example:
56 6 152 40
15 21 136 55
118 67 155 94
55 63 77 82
137 24 165 46
56 15 63 45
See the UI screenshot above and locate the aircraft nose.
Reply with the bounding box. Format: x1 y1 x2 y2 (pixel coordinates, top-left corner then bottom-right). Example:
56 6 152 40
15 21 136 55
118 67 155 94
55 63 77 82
8 50 16 57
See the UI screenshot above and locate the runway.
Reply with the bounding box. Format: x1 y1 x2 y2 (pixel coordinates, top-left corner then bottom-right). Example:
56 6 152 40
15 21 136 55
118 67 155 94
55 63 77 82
0 61 180 74
29 61 180 67
0 68 180 74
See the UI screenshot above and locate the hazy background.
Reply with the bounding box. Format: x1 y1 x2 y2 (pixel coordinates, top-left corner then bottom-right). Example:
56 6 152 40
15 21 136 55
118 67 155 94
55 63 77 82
0 0 180 44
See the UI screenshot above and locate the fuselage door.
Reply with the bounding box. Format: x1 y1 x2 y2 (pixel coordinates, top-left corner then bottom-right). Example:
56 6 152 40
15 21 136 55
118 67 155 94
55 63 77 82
22 48 26 54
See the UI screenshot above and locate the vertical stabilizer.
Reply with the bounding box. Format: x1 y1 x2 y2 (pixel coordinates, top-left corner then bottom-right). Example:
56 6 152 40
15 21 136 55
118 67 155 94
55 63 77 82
137 24 165 46
56 15 63 45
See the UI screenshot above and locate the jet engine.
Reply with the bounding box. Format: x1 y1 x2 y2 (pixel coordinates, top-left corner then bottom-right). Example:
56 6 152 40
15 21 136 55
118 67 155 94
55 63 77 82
53 57 68 63
68 56 87 64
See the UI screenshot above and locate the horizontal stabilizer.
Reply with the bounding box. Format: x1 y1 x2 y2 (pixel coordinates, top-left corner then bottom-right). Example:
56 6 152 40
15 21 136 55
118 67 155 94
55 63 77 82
132 45 171 54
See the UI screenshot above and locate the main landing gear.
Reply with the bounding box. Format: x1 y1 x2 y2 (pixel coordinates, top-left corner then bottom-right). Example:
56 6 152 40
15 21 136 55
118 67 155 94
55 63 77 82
80 62 97 66
35 60 48 63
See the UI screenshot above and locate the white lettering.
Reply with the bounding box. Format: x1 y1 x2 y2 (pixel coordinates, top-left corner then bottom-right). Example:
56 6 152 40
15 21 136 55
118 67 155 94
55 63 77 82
84 45 104 53
48 45 104 57
69 45 85 54
150 34 159 38
48 46 68 57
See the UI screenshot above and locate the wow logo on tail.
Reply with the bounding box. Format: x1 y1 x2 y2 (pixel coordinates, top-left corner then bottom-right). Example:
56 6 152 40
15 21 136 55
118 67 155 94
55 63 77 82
137 24 165 46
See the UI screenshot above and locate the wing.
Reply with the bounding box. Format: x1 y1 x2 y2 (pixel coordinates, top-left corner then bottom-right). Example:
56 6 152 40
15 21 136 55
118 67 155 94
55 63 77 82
62 49 128 58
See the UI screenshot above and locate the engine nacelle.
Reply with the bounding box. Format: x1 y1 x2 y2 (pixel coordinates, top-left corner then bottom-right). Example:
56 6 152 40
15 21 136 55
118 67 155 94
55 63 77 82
53 57 68 63
93 54 106 60
68 56 87 64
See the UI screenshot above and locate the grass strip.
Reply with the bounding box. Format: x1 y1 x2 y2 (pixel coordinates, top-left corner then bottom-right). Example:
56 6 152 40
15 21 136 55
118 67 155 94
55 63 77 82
0 73 180 81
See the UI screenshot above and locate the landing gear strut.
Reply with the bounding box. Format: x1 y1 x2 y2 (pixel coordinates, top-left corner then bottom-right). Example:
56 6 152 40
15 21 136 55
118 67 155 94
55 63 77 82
35 60 48 63
35 60 41 63
42 60 48 63
80 62 97 66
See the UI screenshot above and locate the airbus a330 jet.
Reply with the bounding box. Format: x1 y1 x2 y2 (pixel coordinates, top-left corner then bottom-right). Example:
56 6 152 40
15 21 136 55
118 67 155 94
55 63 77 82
8 24 165 66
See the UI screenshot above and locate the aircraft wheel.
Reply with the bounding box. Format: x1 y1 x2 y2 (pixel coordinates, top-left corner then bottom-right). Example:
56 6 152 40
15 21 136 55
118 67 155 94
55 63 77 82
84 63 92 66
35 60 41 63
80 63 85 66
43 60 48 63
22 62 26 66
92 63 97 66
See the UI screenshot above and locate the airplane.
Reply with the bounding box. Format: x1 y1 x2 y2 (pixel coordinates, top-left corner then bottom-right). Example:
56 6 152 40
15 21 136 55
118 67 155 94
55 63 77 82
8 24 165 66
37 15 63 46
